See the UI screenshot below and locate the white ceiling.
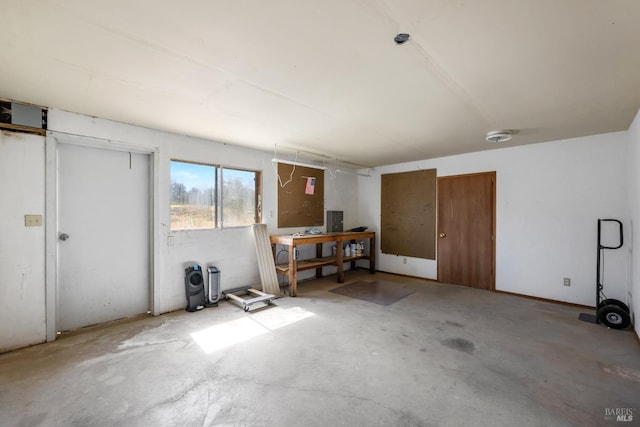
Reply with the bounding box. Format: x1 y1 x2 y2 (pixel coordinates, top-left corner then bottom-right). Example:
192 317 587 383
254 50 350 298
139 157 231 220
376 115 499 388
2 1 640 168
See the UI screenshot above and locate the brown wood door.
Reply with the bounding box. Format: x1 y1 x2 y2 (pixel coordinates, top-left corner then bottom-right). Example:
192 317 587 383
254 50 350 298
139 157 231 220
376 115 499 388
437 172 495 290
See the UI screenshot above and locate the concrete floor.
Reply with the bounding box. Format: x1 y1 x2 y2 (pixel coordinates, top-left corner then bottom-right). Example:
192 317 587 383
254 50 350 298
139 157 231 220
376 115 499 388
1 271 639 427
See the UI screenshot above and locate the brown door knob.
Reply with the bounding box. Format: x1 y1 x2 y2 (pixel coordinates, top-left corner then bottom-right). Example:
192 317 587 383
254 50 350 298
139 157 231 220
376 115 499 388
439 232 446 238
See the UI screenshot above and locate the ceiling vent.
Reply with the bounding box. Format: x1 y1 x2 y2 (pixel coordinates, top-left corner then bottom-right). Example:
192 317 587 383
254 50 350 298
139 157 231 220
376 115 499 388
1 99 48 136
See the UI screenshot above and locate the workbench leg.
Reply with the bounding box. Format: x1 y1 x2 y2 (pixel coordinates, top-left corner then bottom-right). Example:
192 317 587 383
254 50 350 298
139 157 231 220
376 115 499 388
315 242 323 278
337 242 345 283
369 236 376 274
289 245 297 296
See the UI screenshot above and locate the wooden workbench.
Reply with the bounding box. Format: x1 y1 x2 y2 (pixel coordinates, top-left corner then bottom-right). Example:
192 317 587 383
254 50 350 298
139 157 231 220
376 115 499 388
270 231 376 296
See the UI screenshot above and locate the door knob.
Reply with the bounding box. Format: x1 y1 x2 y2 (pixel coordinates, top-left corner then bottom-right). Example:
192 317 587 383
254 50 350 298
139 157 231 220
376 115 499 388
439 232 446 238
59 233 70 241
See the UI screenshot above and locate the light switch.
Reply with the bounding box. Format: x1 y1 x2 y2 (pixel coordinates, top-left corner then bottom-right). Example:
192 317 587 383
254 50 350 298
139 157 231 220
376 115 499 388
25 214 43 227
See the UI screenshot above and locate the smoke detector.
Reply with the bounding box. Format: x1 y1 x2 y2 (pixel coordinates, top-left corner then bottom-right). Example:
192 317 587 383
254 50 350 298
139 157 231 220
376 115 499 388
485 130 512 143
394 33 410 44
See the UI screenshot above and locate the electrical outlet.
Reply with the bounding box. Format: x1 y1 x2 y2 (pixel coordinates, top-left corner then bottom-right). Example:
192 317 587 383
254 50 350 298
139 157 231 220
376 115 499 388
563 277 571 286
24 214 43 227
403 258 407 264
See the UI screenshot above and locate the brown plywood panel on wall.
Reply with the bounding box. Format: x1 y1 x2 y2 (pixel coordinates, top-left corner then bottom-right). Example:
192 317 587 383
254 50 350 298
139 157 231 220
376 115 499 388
277 163 324 228
381 169 436 259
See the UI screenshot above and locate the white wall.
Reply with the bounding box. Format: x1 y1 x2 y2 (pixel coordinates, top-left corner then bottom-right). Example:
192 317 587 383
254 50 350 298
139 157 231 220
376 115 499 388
0 109 358 351
0 132 46 352
49 110 359 312
359 132 630 306
627 109 640 338
2 105 636 351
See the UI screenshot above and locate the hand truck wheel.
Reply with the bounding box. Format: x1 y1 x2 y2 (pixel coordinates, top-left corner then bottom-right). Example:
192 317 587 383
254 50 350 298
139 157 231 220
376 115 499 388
597 304 631 329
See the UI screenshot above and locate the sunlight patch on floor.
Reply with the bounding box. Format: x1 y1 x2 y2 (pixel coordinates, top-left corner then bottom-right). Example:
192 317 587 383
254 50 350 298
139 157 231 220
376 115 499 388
251 306 315 330
190 307 315 354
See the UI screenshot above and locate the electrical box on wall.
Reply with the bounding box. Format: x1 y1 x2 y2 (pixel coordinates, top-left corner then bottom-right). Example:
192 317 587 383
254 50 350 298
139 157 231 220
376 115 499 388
327 210 343 232
0 99 48 135
24 214 43 227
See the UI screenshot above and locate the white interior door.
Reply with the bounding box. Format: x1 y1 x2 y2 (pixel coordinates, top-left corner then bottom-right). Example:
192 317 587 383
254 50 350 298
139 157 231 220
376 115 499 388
57 143 150 331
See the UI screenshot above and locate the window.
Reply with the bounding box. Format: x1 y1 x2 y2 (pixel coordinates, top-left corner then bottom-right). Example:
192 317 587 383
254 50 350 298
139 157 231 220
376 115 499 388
170 160 261 230
222 168 260 227
170 161 217 230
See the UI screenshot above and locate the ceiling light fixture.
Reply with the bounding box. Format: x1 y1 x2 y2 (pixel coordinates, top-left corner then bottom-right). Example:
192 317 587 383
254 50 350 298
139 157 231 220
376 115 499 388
272 158 327 170
485 130 513 143
394 33 410 44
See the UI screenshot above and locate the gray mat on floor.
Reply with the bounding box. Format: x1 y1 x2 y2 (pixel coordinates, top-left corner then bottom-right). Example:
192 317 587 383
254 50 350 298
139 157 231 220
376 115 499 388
329 280 415 306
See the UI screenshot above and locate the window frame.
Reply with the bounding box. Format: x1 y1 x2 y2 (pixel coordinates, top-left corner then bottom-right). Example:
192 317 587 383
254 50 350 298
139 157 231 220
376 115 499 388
170 159 262 231
219 166 262 229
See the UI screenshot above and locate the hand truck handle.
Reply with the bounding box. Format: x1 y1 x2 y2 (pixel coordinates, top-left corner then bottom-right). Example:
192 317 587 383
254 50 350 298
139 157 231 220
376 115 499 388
598 219 623 250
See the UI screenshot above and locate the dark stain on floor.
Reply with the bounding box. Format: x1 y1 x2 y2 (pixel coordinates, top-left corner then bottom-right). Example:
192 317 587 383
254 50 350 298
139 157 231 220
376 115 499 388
441 337 475 354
